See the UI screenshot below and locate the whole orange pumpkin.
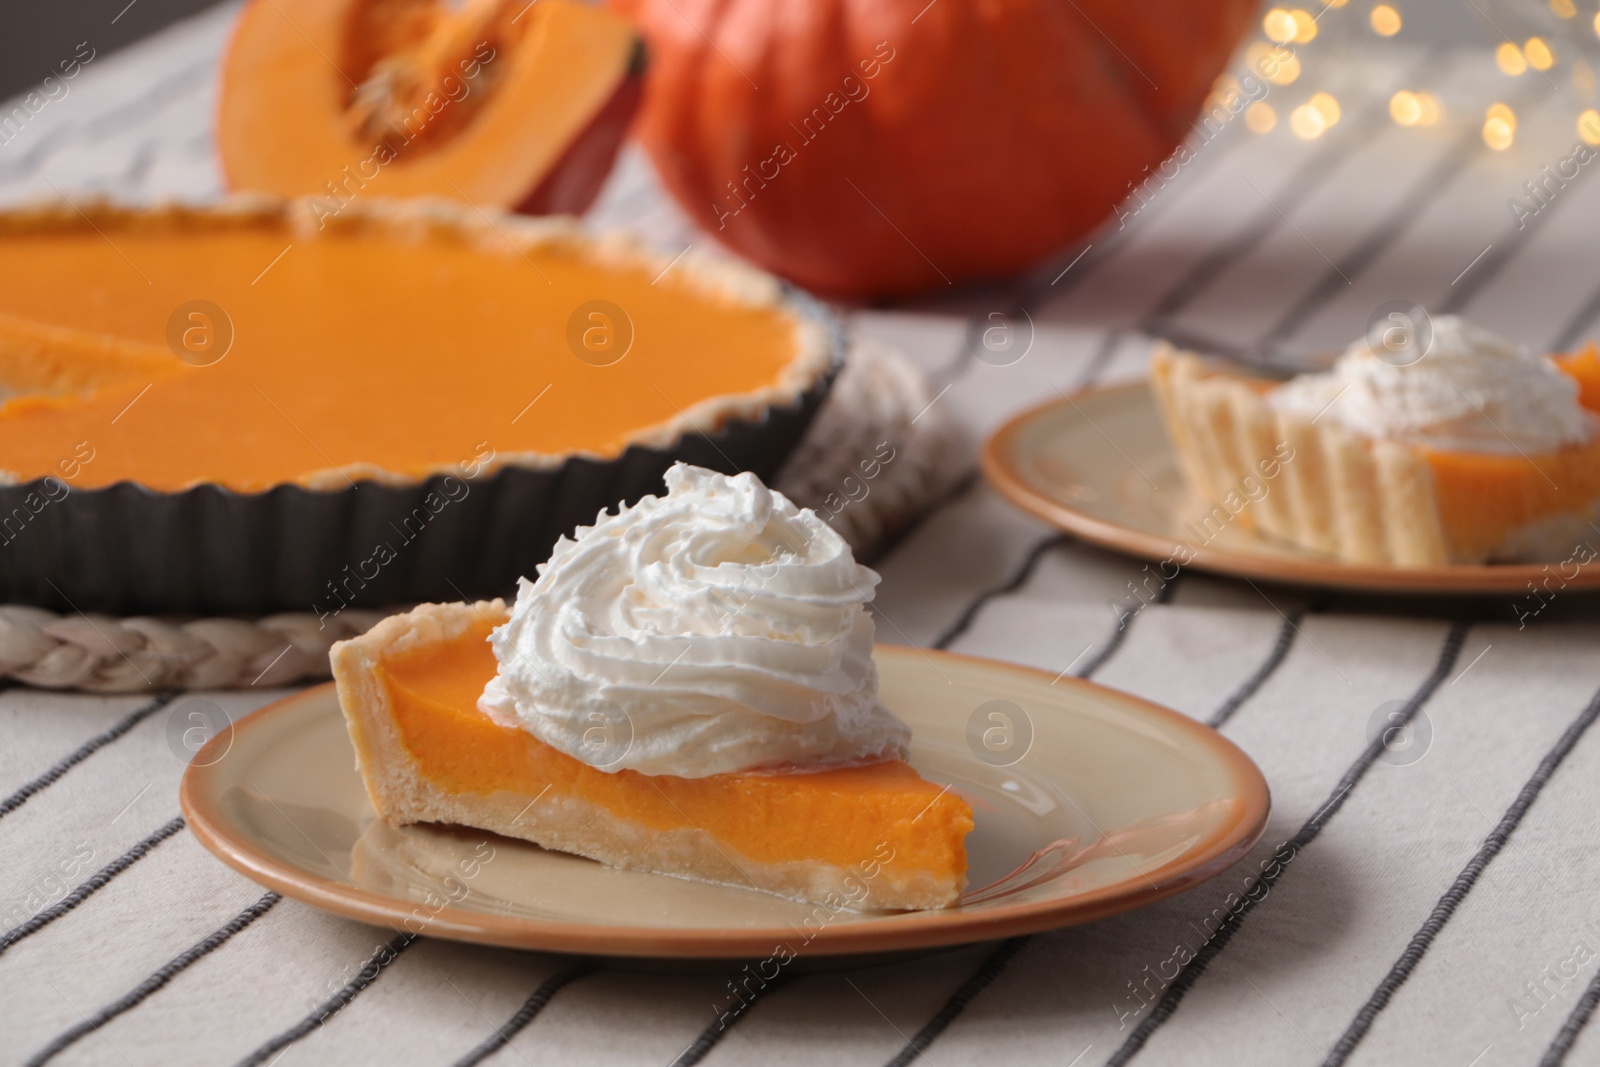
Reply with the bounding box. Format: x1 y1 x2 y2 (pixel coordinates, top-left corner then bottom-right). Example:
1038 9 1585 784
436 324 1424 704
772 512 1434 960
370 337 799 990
611 0 1257 298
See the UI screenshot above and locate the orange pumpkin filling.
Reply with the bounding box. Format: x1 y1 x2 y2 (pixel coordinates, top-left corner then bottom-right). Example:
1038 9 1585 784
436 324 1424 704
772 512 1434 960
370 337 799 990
1558 344 1600 412
0 205 816 492
376 615 972 881
1423 350 1600 561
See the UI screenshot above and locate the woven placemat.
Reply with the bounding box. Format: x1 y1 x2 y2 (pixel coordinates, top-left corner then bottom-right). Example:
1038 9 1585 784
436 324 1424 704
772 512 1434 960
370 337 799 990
0 339 966 692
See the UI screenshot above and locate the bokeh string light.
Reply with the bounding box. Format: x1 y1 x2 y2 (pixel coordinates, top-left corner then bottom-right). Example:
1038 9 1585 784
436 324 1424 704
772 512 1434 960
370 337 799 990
1484 101 1517 150
1291 94 1343 139
1497 41 1530 75
1582 108 1600 144
1525 36 1556 70
1263 8 1299 44
1209 0 1600 157
1389 89 1442 126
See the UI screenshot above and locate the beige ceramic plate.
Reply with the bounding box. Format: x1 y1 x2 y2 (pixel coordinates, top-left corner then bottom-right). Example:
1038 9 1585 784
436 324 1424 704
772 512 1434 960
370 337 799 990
181 645 1269 960
984 382 1600 595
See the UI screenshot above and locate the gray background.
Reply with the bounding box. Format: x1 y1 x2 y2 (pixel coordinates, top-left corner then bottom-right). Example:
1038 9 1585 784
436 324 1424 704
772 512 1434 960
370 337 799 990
1 0 225 102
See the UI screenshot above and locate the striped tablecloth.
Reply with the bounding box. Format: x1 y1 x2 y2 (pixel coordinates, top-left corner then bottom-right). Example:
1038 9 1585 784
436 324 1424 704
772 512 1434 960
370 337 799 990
4 7 1600 1066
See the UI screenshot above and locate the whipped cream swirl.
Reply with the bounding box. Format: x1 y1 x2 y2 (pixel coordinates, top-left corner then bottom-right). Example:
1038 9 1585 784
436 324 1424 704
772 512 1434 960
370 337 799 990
480 463 910 778
1270 315 1594 453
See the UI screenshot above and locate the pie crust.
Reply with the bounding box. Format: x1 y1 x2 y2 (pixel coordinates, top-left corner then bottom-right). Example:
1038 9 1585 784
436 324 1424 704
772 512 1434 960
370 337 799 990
332 601 973 911
1151 343 1600 566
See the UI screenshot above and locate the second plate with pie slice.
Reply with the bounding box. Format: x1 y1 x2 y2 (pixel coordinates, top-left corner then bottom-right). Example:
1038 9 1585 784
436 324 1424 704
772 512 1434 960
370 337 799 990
982 383 1600 595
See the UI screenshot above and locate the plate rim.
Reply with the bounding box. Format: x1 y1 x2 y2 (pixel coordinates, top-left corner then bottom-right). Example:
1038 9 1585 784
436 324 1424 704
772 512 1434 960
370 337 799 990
180 644 1271 959
983 382 1600 595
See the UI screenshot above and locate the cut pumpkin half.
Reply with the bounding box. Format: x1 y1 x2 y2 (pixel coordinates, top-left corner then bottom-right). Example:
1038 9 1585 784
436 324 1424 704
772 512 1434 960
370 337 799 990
218 0 643 215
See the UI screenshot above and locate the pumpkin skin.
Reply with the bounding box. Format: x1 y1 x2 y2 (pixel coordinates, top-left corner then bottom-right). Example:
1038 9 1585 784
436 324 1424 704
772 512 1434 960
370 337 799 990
612 0 1257 298
219 0 643 216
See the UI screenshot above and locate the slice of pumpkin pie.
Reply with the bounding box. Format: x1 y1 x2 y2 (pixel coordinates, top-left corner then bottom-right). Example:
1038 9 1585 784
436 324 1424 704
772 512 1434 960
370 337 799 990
1151 317 1600 566
332 464 973 910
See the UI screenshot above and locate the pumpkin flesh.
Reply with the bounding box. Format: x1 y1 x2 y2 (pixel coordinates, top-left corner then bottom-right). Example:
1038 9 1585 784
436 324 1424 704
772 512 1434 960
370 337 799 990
219 0 642 215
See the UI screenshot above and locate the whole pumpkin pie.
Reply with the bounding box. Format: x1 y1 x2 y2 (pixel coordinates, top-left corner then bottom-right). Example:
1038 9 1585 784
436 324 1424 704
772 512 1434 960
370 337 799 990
331 464 974 910
0 198 834 612
1151 316 1600 566
0 198 829 491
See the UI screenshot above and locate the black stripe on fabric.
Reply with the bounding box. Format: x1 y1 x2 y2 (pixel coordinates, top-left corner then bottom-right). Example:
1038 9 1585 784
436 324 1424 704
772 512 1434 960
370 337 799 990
1550 274 1600 354
121 140 160 192
1072 573 1180 683
1029 237 1106 307
0 125 76 185
23 891 281 1067
1438 86 1574 320
930 533 1070 651
1542 968 1600 1066
1102 622 1469 1067
0 691 178 821
881 937 1030 1067
450 966 591 1067
669 971 797 1067
1143 51 1443 333
1258 78 1553 354
1142 320 1249 361
1207 610 1306 729
1067 331 1128 393
0 815 185 958
863 469 981 568
1257 138 1475 350
80 61 214 137
234 933 417 1067
1439 221 1545 316
1326 679 1600 1065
